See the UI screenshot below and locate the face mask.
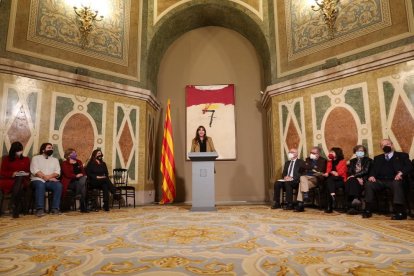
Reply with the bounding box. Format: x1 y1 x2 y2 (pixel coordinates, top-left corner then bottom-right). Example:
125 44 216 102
45 150 53 156
288 153 294 160
355 151 364 158
97 155 103 160
328 153 335 160
69 152 77 160
309 153 317 160
383 145 392 153
16 151 23 157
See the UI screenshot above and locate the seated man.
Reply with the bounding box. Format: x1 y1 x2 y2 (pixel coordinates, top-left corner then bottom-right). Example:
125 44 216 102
362 139 413 220
30 143 63 217
271 148 305 210
294 146 327 212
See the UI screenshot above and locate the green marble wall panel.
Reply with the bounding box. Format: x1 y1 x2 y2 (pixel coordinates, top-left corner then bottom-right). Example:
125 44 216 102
113 103 139 182
278 97 307 163
377 72 414 156
0 81 41 158
311 83 373 160
50 93 106 164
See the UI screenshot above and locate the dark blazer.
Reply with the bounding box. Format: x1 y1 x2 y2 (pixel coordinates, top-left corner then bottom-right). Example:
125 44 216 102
348 157 373 179
303 157 327 176
369 151 413 179
281 158 305 183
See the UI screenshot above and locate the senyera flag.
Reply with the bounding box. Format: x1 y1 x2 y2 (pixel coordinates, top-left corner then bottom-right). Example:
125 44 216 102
160 99 176 204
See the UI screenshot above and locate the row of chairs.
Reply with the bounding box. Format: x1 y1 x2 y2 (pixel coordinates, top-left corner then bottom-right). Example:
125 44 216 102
280 179 413 215
0 168 135 216
63 168 135 212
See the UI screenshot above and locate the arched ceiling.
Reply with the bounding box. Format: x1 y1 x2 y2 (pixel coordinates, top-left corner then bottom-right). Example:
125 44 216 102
146 3 272 93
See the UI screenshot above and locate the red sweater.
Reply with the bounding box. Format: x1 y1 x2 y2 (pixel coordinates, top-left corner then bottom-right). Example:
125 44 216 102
61 159 86 197
0 156 30 194
326 159 347 181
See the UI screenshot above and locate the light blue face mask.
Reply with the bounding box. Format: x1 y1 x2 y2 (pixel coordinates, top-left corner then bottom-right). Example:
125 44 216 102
355 151 365 158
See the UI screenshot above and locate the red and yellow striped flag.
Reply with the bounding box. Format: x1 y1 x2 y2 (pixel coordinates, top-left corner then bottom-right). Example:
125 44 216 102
160 99 176 204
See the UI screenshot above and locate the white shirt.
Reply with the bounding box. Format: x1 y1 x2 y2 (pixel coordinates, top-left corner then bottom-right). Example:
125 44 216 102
30 154 61 182
287 159 297 177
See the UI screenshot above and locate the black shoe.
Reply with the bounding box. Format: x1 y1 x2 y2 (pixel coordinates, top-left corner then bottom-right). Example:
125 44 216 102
271 203 281 209
80 209 89 213
324 207 333 213
391 212 407 220
294 202 304 212
362 210 372 218
347 208 358 215
284 203 294 210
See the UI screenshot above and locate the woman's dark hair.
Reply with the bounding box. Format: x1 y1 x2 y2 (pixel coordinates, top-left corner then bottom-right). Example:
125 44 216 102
330 147 344 161
89 149 102 163
9 141 24 161
194 125 208 142
353 145 367 154
39 142 52 155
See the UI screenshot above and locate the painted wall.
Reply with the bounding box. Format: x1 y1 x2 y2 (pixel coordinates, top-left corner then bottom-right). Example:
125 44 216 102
268 57 414 182
156 26 266 203
0 68 158 204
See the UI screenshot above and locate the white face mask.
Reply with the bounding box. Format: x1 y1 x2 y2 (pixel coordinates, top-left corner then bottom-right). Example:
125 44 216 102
355 151 365 158
16 151 23 156
288 153 295 160
309 153 317 160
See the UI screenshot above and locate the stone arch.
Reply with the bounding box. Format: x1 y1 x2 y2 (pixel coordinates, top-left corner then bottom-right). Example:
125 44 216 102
146 2 272 93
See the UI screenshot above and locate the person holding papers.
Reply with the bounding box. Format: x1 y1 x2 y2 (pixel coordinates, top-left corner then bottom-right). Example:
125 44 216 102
0 141 30 218
271 148 305 210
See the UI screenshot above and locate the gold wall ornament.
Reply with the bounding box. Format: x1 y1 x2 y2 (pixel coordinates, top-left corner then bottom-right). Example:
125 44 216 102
73 5 103 48
311 0 340 38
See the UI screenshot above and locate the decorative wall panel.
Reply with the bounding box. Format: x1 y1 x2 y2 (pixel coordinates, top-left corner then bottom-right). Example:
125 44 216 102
266 107 274 181
278 97 306 164
28 0 129 65
49 93 107 163
7 0 140 81
377 73 414 156
275 0 413 77
153 0 263 24
286 0 391 61
311 83 373 159
0 80 41 157
146 112 156 184
113 103 139 183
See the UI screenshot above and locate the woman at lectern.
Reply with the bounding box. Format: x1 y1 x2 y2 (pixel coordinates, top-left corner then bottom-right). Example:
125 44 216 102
190 125 216 152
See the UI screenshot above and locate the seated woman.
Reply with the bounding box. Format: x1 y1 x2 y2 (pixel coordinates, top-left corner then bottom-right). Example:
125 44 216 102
190 125 216 152
61 148 88 213
86 149 120 211
323 147 347 213
345 145 372 215
0 141 30 218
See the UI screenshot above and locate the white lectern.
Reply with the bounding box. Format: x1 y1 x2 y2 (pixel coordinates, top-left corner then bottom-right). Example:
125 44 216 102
188 152 218 211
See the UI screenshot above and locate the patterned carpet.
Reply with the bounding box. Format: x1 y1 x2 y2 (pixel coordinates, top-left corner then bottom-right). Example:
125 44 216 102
0 205 414 275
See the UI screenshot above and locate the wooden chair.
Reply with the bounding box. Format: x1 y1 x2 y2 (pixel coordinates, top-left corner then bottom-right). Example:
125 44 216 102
113 169 135 208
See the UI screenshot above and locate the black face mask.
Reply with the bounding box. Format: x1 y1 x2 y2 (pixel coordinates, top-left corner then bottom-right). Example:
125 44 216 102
383 146 392 153
96 155 103 161
45 150 54 156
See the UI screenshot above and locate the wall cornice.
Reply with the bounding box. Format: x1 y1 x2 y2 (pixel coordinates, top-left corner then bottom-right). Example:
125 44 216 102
262 44 414 107
0 58 160 110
